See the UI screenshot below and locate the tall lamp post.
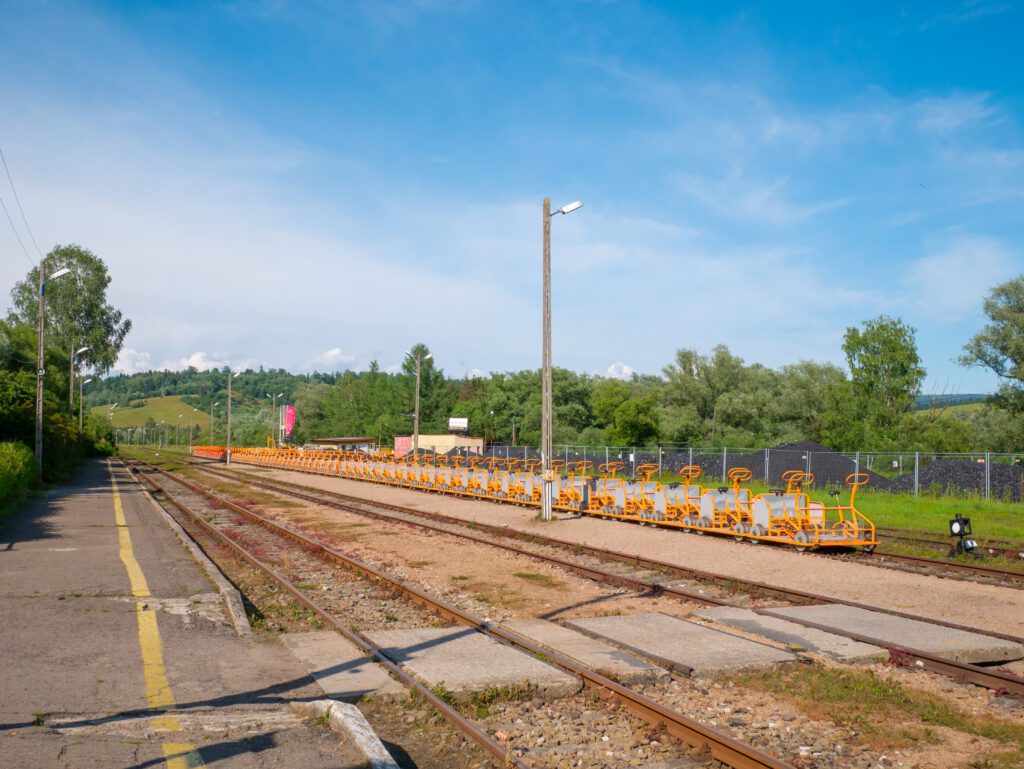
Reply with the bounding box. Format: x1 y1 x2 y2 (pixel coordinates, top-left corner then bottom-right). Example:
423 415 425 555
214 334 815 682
69 346 89 416
210 400 219 445
540 198 583 521
405 350 432 456
226 371 240 464
34 266 71 482
176 413 183 446
189 408 198 449
79 377 93 430
267 391 283 446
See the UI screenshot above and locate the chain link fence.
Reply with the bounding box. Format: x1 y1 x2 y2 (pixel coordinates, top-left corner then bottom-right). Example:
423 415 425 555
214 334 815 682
465 442 1024 502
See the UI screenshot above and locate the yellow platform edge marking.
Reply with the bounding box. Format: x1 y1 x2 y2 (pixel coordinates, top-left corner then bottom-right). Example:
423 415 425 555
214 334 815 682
109 461 205 767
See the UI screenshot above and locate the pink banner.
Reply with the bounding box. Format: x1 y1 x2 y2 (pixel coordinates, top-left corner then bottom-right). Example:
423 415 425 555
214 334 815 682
284 405 296 437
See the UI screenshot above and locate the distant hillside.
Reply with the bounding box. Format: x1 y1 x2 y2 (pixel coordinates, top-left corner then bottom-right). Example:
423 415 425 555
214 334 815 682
913 393 990 411
91 395 209 428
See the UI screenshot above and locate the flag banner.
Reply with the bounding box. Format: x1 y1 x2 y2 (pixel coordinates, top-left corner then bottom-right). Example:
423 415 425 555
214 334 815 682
284 405 296 436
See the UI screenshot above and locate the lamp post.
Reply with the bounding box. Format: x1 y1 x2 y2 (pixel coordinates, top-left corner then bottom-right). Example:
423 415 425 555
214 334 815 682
34 266 71 482
405 350 432 455
176 413 183 446
226 371 240 464
69 345 89 417
79 377 93 430
210 400 219 445
267 391 283 446
190 408 198 449
540 198 583 521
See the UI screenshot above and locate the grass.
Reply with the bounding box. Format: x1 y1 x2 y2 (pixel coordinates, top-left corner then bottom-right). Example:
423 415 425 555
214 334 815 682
733 667 1024 766
93 395 208 429
512 571 561 588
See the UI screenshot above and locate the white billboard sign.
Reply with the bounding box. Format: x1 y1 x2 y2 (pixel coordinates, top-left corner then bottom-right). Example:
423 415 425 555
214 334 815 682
448 417 468 432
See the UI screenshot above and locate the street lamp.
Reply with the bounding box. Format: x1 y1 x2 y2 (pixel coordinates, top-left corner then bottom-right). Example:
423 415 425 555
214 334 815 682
405 350 432 456
267 391 284 446
34 266 71 482
540 197 583 521
69 345 89 416
226 371 240 464
176 413 183 446
79 377 93 430
190 408 198 449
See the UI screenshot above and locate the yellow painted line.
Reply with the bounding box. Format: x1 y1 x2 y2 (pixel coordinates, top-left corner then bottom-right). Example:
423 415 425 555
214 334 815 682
108 461 205 768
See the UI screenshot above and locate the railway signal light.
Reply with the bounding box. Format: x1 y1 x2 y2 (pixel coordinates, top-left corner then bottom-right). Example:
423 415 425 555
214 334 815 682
948 513 978 557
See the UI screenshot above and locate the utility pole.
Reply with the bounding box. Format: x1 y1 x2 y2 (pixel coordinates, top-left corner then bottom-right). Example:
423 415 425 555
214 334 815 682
539 197 582 521
210 400 219 445
407 350 432 455
34 265 70 482
541 197 553 521
226 371 239 464
79 376 93 430
34 265 45 483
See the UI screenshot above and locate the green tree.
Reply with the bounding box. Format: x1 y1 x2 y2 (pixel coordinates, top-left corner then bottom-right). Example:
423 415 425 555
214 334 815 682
960 275 1024 413
608 396 660 446
9 244 131 376
822 315 925 450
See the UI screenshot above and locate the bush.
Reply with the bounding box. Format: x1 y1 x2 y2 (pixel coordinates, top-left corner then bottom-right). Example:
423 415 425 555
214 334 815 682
0 441 36 510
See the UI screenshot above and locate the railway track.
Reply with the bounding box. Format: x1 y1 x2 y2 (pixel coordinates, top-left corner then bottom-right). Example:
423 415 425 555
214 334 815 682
127 459 796 769
828 548 1024 587
874 526 1024 560
153 457 1024 697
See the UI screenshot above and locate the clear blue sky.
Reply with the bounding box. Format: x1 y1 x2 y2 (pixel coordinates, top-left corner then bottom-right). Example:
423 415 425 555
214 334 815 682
1 1 1022 393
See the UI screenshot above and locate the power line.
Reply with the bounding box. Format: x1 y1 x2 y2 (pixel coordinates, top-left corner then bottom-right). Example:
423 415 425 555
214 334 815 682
0 146 44 261
0 191 34 267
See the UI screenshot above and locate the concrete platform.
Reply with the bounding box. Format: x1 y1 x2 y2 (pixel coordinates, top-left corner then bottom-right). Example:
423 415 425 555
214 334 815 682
363 626 582 700
280 631 405 702
565 613 797 676
0 459 363 769
503 618 669 684
693 607 887 663
768 604 1024 664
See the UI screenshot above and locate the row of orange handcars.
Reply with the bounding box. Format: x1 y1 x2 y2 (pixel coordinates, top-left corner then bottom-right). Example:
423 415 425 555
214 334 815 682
224 447 878 550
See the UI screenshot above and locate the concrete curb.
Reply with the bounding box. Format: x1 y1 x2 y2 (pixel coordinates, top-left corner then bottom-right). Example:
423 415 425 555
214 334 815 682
291 699 399 769
130 465 252 636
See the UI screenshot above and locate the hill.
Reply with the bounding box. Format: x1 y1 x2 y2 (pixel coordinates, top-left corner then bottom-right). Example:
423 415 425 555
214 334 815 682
91 395 209 428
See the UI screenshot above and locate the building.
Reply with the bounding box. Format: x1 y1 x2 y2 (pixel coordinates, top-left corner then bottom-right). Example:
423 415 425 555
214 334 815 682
394 434 484 457
309 437 378 452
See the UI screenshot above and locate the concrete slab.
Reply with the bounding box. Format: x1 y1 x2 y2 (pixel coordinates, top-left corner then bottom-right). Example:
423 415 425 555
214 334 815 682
768 604 1024 664
694 606 887 663
280 631 405 702
565 613 797 675
503 618 669 684
363 626 582 701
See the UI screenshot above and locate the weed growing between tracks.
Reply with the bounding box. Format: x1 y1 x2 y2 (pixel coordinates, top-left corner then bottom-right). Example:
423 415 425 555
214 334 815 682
731 667 1024 767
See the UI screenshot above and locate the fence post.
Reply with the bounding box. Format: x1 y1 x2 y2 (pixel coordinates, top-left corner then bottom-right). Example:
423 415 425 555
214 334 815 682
632 448 637 476
914 452 919 498
855 451 859 477
658 446 663 475
764 448 769 482
985 453 991 500
689 446 693 469
806 451 811 476
605 446 609 467
722 447 727 482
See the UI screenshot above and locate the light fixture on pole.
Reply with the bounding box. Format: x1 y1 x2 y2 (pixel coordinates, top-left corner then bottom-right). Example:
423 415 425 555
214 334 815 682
34 266 71 482
79 378 93 430
226 371 240 464
210 400 219 445
405 350 432 457
190 408 198 449
540 198 583 521
69 345 89 416
268 391 284 446
176 413 183 446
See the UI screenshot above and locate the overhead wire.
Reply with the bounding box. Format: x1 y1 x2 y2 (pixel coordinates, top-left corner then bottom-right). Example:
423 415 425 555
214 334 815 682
0 146 41 266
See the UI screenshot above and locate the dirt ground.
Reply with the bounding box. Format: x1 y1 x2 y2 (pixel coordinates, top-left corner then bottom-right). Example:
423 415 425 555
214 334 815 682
237 464 1024 638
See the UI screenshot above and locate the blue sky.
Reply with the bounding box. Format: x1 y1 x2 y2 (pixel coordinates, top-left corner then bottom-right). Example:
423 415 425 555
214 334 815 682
1 1 1022 393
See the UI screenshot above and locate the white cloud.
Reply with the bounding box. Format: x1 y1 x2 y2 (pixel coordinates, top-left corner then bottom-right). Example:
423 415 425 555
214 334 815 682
606 362 635 380
673 171 850 225
904 234 1017 322
110 347 151 375
313 347 355 370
